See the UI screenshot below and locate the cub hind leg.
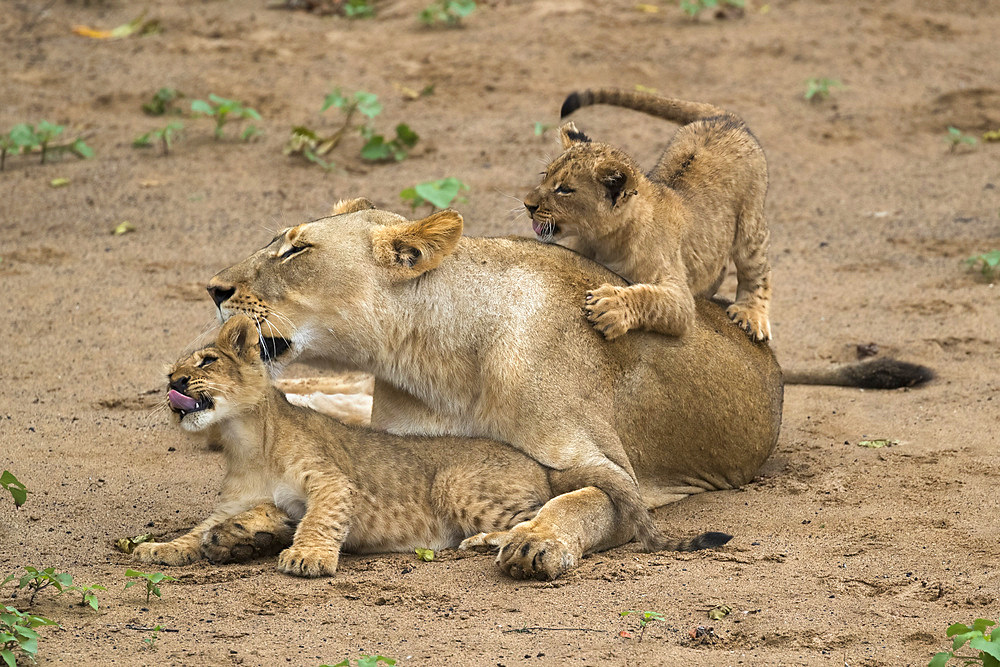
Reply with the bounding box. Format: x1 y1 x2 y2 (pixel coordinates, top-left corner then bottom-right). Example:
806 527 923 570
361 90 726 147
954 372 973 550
727 206 772 341
201 502 296 564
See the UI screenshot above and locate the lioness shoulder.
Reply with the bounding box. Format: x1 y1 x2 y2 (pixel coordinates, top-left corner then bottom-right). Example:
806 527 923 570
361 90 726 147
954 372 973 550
524 87 773 342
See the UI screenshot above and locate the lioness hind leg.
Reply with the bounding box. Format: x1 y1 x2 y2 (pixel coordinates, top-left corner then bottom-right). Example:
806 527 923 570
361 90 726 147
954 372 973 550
201 503 296 564
728 209 772 341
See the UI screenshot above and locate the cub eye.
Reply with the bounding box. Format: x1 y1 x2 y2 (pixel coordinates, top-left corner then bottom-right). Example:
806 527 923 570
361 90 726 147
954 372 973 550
198 355 217 368
279 244 310 261
554 184 575 195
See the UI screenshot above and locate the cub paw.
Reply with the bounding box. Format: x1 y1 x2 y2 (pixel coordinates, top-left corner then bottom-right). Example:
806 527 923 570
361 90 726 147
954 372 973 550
132 541 199 566
584 285 631 340
276 546 339 578
201 507 296 564
726 303 771 342
460 523 578 581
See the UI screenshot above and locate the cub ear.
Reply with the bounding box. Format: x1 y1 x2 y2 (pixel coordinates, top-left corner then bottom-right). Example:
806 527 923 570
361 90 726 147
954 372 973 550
596 162 634 208
559 121 592 149
331 197 376 216
218 314 260 361
370 209 464 278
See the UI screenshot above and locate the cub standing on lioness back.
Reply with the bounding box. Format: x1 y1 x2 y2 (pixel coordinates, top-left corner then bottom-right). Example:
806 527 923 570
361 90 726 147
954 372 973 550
131 314 729 577
523 87 773 342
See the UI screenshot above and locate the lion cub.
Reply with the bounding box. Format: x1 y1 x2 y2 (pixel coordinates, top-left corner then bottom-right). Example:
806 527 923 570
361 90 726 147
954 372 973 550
524 88 772 341
132 314 554 577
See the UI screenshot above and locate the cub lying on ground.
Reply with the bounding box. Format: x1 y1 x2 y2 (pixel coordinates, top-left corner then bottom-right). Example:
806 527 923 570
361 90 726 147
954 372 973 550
524 88 773 342
131 314 729 578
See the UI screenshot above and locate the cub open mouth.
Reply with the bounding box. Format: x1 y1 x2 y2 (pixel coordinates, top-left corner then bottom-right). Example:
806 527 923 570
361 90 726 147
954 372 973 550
167 389 213 417
260 336 291 362
532 220 558 239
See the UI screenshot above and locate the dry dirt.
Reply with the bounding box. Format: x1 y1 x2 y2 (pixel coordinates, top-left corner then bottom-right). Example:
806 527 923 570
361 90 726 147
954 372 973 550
1 1 998 665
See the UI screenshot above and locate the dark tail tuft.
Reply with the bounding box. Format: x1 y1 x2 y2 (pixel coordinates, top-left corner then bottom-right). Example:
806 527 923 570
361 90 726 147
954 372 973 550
841 358 935 389
561 91 584 118
679 531 733 552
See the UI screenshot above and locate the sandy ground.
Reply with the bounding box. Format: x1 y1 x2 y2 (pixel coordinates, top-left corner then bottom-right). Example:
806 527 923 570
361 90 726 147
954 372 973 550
1 1 998 665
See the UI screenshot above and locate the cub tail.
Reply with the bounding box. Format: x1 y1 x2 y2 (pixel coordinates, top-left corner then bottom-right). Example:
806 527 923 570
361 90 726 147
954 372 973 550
561 88 727 126
783 358 935 389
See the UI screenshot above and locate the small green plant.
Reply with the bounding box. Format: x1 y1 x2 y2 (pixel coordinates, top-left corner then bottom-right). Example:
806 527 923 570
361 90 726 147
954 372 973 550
620 610 665 642
0 471 28 508
680 0 744 18
0 123 93 170
965 249 1000 279
124 569 176 604
142 88 183 116
325 656 396 667
414 548 434 562
343 0 376 18
946 126 978 151
1 606 58 667
400 177 469 210
143 625 163 651
67 583 106 611
134 121 184 156
419 0 476 26
804 77 843 102
2 567 72 606
287 88 419 168
191 94 262 140
930 618 1000 667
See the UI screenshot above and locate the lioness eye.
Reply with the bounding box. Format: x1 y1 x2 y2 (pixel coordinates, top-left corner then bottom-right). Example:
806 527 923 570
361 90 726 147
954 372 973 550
198 355 217 368
279 245 310 261
555 184 574 195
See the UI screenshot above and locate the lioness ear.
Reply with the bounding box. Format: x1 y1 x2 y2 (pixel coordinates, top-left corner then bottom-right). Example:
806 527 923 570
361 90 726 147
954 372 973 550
559 121 591 149
370 209 464 278
331 197 376 216
218 314 260 361
597 163 634 208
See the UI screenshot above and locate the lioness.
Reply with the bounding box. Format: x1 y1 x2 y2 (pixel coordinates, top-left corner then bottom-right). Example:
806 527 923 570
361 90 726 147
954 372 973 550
523 88 772 342
131 314 729 577
203 202 784 580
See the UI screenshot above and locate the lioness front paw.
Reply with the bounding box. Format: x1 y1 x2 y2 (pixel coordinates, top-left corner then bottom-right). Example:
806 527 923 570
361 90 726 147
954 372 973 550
132 541 200 566
584 285 631 340
726 303 771 342
276 546 339 578
201 506 296 564
460 523 578 581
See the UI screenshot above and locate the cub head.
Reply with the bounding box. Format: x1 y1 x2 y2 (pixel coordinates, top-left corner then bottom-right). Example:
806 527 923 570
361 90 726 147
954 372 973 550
166 314 269 432
204 202 464 368
523 122 641 245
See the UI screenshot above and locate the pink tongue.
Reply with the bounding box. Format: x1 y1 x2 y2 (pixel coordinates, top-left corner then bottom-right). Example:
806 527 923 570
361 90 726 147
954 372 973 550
168 389 199 411
532 220 545 235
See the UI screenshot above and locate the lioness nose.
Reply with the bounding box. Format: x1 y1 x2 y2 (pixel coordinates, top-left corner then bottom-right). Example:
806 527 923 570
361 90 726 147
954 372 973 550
207 284 235 308
524 202 538 217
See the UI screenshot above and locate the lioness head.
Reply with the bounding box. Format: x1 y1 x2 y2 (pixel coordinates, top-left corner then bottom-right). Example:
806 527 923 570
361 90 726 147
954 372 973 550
166 314 268 432
205 200 464 368
523 122 641 245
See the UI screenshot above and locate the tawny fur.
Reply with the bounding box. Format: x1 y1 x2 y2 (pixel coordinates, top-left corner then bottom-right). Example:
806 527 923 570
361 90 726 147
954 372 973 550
202 204 783 580
133 315 725 579
524 87 773 341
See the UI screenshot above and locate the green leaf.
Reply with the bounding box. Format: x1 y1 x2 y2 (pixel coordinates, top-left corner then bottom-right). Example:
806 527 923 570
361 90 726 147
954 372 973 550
952 630 980 651
123 581 137 589
1 648 16 667
360 135 390 161
414 177 468 209
34 121 64 142
948 623 973 637
973 619 998 635
8 124 38 148
191 99 214 115
133 132 153 147
354 92 382 119
415 547 434 562
321 88 349 112
971 636 1000 661
394 123 419 148
72 139 94 159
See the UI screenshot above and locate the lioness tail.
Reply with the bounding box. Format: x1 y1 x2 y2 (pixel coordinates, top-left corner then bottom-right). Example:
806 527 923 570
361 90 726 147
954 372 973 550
655 531 733 552
783 358 934 389
561 88 726 126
